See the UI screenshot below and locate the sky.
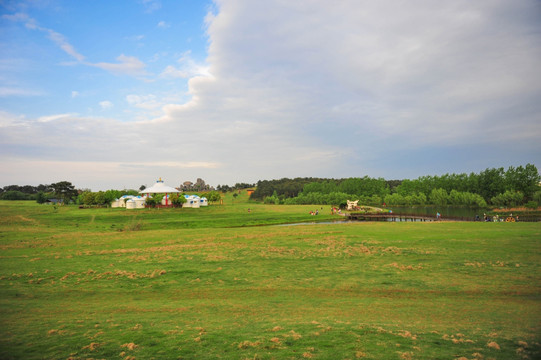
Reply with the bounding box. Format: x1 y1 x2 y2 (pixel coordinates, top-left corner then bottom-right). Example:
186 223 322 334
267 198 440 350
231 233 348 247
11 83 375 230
1 0 540 191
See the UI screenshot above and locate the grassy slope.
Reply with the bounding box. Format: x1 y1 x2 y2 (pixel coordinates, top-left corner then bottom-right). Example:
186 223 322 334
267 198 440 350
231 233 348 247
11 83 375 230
0 197 540 359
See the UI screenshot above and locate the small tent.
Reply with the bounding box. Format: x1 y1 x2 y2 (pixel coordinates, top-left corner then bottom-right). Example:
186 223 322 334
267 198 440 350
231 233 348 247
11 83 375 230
126 199 137 209
183 194 201 208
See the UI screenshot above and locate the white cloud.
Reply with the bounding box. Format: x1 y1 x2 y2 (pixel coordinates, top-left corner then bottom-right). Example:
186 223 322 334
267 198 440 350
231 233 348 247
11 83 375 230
3 12 85 62
45 29 85 62
126 161 220 169
140 0 161 13
0 87 43 97
126 94 161 110
2 12 37 28
92 54 148 77
99 101 114 110
160 52 210 79
71 91 79 98
199 0 541 147
0 110 24 127
157 21 170 28
37 113 78 123
3 12 149 79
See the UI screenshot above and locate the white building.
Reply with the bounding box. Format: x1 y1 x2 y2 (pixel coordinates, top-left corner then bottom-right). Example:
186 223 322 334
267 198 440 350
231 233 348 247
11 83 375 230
140 178 180 206
200 197 208 206
112 195 146 209
182 195 199 208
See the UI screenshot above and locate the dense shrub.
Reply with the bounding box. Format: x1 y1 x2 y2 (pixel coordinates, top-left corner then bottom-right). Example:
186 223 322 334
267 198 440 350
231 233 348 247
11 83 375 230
491 191 524 208
145 197 157 207
525 201 538 209
171 194 187 207
0 191 33 200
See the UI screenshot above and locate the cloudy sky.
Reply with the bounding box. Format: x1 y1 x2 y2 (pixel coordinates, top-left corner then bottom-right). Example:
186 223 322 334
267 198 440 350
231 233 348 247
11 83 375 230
1 0 540 190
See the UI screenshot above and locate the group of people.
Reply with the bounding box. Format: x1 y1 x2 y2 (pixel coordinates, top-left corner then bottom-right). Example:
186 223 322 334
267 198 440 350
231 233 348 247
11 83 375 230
478 213 519 222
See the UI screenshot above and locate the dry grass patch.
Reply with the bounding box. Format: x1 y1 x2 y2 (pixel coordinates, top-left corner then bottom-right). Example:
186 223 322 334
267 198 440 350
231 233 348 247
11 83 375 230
383 246 402 255
238 340 261 349
397 351 413 359
82 342 101 351
60 272 77 281
289 330 302 340
387 263 423 271
121 342 138 350
260 246 297 258
355 350 367 358
397 330 417 340
442 333 475 344
465 261 485 267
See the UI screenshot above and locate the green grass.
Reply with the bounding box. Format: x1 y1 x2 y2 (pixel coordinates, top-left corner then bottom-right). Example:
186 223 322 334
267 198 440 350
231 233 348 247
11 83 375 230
0 197 540 359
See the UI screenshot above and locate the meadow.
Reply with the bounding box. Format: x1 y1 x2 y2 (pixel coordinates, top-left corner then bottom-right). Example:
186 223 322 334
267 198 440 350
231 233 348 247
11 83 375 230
0 194 540 360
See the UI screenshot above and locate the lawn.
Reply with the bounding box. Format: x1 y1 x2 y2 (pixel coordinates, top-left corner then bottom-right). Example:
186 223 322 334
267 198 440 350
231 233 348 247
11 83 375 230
0 198 540 359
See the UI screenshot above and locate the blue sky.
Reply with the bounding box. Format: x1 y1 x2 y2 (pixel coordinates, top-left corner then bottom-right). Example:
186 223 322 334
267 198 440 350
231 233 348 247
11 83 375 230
1 0 209 122
1 0 540 190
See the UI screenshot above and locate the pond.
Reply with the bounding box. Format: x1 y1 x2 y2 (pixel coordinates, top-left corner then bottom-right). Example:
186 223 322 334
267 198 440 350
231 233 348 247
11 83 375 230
386 206 487 219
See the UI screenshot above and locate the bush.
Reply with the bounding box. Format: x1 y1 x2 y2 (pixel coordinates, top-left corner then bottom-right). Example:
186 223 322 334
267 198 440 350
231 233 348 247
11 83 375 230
36 192 48 204
145 197 157 207
123 219 144 231
0 191 32 200
533 191 541 204
524 201 538 209
171 194 187 207
491 190 524 208
206 191 221 203
430 188 448 206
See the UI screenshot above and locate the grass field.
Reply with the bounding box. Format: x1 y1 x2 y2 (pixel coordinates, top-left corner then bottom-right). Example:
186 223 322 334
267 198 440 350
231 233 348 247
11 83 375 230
0 196 540 359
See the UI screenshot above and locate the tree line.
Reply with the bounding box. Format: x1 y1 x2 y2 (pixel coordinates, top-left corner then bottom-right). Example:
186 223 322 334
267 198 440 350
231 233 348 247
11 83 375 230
216 183 255 192
0 180 224 207
251 164 541 208
0 182 78 202
3 164 540 208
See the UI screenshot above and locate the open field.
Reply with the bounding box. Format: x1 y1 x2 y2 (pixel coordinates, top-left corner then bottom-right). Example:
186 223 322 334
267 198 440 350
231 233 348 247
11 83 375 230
0 198 540 359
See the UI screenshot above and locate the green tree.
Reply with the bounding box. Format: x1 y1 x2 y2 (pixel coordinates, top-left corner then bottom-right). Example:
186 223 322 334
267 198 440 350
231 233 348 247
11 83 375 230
478 168 505 203
206 191 221 203
50 181 78 203
504 164 540 200
95 191 106 205
430 188 448 206
533 191 541 206
491 190 524 208
171 194 187 207
36 191 48 204
0 190 30 200
263 191 279 204
145 197 157 207
104 190 122 205
81 192 96 205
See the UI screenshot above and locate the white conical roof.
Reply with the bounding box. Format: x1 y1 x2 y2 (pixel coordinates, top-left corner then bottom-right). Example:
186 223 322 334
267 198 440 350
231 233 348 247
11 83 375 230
139 178 180 194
